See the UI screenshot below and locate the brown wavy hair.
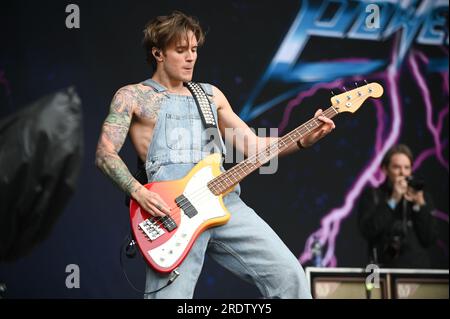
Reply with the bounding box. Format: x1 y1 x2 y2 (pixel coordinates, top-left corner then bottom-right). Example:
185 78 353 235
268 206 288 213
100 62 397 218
381 144 414 168
142 11 205 70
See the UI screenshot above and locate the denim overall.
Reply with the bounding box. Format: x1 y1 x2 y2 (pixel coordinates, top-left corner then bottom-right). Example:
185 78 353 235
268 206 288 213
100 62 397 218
142 78 311 299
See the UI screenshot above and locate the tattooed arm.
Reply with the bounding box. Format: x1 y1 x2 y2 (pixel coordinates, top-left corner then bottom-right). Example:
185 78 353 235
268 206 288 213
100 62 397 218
95 87 141 194
213 86 335 157
95 86 170 216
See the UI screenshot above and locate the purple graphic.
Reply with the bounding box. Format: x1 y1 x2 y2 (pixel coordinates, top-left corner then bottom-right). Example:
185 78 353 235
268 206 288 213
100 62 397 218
0 69 11 96
277 37 449 266
409 51 449 171
433 210 449 224
278 79 344 133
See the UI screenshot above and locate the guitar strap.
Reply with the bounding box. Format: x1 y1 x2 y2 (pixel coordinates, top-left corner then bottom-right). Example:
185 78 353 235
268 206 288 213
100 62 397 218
183 81 225 157
183 81 217 128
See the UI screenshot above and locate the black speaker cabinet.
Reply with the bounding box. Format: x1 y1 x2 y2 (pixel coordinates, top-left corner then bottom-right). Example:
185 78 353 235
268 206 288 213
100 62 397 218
306 267 448 299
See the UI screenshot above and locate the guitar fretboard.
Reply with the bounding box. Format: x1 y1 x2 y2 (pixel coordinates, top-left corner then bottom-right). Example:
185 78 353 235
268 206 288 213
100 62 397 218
207 106 339 195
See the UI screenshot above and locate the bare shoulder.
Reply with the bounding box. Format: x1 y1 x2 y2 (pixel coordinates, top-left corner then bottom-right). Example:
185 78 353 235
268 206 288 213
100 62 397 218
113 83 150 102
113 83 164 120
111 84 141 104
109 84 139 112
115 83 139 94
210 85 224 98
210 85 231 111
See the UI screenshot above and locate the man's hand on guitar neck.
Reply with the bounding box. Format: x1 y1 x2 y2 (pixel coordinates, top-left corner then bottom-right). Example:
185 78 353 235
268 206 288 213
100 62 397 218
132 186 172 217
299 109 335 148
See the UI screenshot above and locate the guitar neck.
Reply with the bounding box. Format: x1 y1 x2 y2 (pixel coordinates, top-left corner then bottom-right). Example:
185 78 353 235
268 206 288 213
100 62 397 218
208 105 339 195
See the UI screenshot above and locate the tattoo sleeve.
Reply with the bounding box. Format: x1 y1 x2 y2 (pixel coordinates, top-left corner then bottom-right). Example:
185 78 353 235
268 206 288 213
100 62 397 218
95 87 141 195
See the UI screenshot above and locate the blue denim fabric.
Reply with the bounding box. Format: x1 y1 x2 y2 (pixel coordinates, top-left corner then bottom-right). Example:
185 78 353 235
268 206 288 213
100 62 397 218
141 78 312 299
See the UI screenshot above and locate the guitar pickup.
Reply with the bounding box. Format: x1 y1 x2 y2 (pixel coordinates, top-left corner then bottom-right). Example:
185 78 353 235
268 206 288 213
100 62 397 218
161 215 177 232
175 195 198 218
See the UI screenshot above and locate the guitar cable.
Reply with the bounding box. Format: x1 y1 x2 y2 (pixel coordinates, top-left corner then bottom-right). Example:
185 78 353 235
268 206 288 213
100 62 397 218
119 233 180 296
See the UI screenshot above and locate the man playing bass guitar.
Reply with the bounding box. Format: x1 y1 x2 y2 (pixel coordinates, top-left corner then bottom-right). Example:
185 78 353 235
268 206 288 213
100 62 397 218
95 11 335 299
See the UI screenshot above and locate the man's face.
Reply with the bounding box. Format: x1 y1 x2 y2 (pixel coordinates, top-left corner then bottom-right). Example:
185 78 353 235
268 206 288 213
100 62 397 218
161 30 198 82
383 153 412 183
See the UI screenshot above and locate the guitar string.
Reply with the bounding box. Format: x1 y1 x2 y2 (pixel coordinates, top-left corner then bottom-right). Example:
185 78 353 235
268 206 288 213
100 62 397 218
142 106 336 227
171 106 338 210
143 99 352 226
139 90 375 228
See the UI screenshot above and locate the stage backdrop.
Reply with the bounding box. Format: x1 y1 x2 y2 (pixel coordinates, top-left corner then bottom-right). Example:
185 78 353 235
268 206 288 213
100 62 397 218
0 0 448 298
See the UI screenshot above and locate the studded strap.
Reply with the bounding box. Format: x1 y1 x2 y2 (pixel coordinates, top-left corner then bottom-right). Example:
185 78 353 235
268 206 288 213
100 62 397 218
184 82 217 128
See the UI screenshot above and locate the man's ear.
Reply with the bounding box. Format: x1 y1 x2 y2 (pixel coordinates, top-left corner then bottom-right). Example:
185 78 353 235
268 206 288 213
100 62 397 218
152 47 163 61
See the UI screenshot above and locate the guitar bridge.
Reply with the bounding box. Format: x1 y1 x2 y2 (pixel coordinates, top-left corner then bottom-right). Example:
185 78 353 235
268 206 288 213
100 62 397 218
138 218 164 241
138 215 178 241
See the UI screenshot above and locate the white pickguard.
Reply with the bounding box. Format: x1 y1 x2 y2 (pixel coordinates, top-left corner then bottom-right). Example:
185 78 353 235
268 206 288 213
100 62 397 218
148 165 228 269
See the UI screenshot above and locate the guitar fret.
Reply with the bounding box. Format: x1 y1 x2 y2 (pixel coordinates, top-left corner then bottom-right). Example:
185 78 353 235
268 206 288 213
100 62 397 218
133 86 381 273
229 170 238 183
244 162 250 172
289 134 296 141
208 103 350 195
237 164 246 177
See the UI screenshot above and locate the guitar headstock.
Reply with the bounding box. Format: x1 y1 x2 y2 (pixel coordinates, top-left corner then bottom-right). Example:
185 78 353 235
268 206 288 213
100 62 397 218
331 82 383 113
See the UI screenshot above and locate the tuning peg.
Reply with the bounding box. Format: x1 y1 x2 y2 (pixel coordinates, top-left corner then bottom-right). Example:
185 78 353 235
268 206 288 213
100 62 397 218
364 79 368 85
342 86 347 92
331 90 335 96
354 82 359 88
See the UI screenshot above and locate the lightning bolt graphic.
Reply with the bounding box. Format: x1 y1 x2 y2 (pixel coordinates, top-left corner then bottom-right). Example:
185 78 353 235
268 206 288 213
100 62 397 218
276 36 449 266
